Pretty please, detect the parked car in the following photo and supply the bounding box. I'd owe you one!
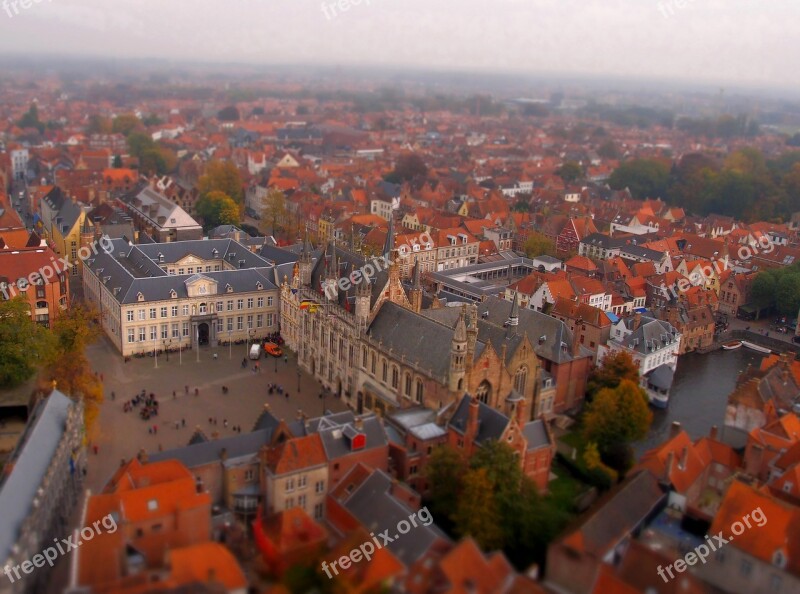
[264,342,283,357]
[249,344,262,360]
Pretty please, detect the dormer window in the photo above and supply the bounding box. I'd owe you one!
[225,284,233,293]
[137,292,145,302]
[170,289,177,299]
[256,282,263,290]
[773,550,787,568]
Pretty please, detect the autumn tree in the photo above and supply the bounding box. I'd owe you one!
[198,161,244,205]
[18,102,44,133]
[112,113,142,136]
[523,231,557,258]
[587,351,640,399]
[424,445,466,522]
[384,153,427,184]
[0,298,55,388]
[608,158,670,199]
[40,304,104,431]
[452,468,504,550]
[127,132,176,175]
[86,114,112,134]
[583,379,652,470]
[196,191,240,230]
[261,188,287,236]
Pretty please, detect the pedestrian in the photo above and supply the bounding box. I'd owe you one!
[285,392,289,400]
[195,388,199,396]
[93,444,99,455]
[173,390,176,399]
[111,391,115,401]
[153,425,158,434]
[182,418,186,427]
[284,355,288,364]
[224,419,228,428]
[185,385,189,395]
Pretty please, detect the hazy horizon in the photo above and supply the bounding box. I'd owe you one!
[0,0,796,94]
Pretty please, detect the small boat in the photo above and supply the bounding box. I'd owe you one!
[741,341,772,354]
[722,341,742,350]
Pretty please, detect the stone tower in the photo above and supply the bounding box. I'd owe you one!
[449,310,468,393]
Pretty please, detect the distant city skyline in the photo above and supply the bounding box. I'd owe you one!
[0,0,796,93]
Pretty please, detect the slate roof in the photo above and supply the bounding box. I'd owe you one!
[310,243,390,309]
[367,302,466,379]
[612,316,679,355]
[84,238,277,304]
[448,395,510,443]
[299,411,388,461]
[148,429,273,468]
[523,419,551,451]
[423,295,592,365]
[338,468,448,566]
[0,390,74,565]
[122,186,201,231]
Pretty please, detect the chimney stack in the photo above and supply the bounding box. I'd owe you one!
[354,416,364,430]
[664,451,674,482]
[670,421,681,439]
[467,395,480,439]
[709,425,718,440]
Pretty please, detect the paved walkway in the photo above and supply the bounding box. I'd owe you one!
[84,337,347,492]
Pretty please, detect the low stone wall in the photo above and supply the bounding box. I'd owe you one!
[710,330,800,356]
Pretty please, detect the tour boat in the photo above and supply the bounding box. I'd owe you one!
[722,341,742,350]
[741,341,772,354]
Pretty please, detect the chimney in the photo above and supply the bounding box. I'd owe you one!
[354,416,364,430]
[664,451,674,482]
[709,425,718,440]
[679,446,689,470]
[572,316,583,356]
[467,396,480,439]
[219,448,228,461]
[633,312,642,330]
[670,421,681,439]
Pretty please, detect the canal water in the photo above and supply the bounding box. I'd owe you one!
[634,347,766,456]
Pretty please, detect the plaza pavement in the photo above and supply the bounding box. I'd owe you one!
[84,336,347,493]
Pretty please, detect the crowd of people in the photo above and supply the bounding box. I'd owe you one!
[122,390,160,421]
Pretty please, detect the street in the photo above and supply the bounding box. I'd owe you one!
[84,336,347,492]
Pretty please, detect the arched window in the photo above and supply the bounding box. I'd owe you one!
[458,378,464,391]
[415,380,424,404]
[391,366,399,389]
[404,373,412,396]
[476,380,492,404]
[382,360,388,382]
[514,366,528,395]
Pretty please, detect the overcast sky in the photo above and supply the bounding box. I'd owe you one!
[0,0,795,91]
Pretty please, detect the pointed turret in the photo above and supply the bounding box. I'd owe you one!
[505,292,520,338]
[299,225,312,286]
[383,214,395,259]
[449,310,468,393]
[409,260,423,313]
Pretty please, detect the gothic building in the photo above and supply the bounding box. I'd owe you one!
[280,220,571,423]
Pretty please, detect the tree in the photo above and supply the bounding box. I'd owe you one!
[261,189,287,236]
[775,273,800,316]
[608,158,670,199]
[127,132,175,175]
[0,298,55,388]
[556,161,583,184]
[587,351,640,399]
[513,198,530,212]
[18,102,44,133]
[597,140,620,159]
[750,271,777,319]
[424,445,466,522]
[196,191,240,230]
[384,153,427,184]
[86,114,112,134]
[452,468,504,550]
[112,113,141,136]
[523,232,557,258]
[142,113,162,127]
[198,161,244,205]
[583,379,652,460]
[112,155,123,168]
[217,105,241,121]
[41,304,104,431]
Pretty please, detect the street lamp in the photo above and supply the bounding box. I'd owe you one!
[164,339,170,362]
[228,328,232,360]
[154,335,158,369]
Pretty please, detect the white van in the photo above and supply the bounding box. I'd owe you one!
[249,344,262,360]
